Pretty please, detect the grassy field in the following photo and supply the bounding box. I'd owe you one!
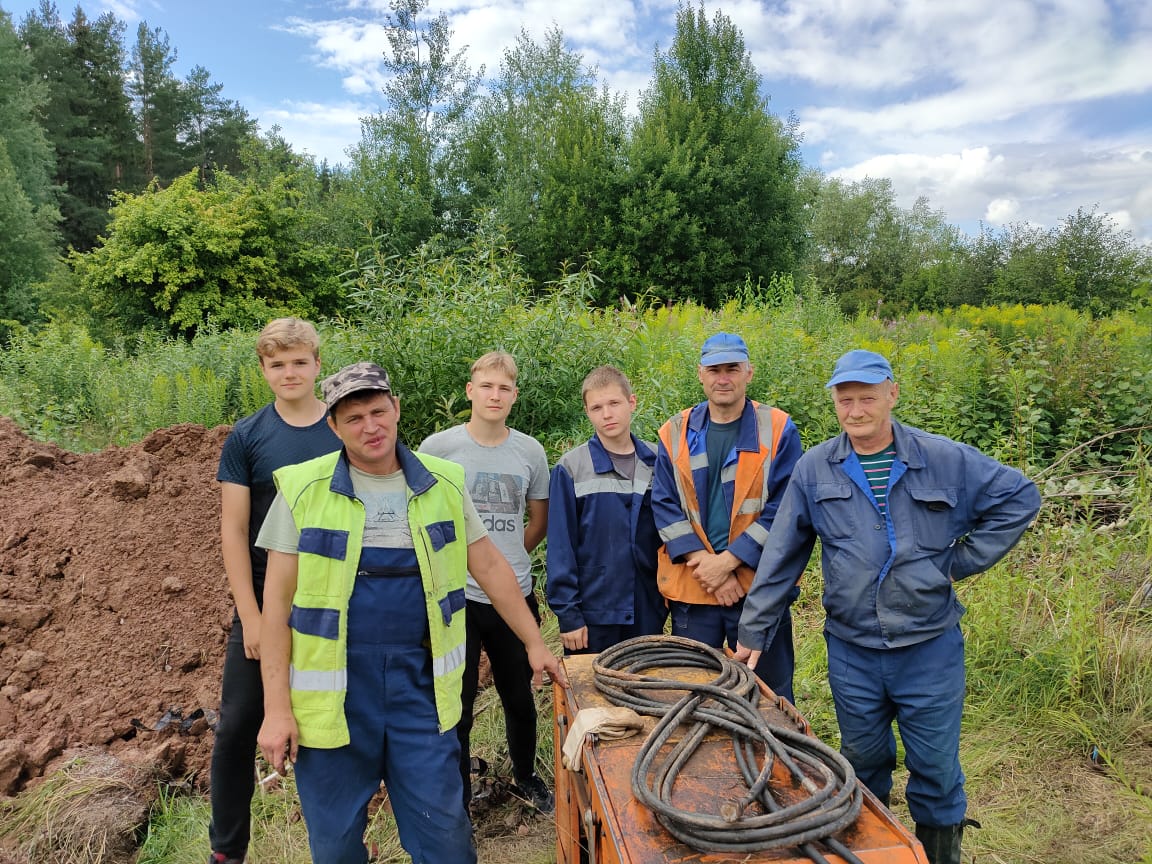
[1,292,1149,862]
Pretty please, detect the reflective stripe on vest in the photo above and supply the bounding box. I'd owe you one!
[574,476,634,496]
[289,667,348,692]
[432,641,467,678]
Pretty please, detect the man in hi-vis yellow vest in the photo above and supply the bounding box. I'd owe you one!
[256,362,566,864]
[652,333,802,701]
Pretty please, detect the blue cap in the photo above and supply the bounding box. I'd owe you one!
[700,333,749,366]
[825,349,894,388]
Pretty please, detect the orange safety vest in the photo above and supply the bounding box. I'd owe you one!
[657,401,789,605]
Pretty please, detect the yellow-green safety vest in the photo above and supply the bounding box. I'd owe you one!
[272,446,469,748]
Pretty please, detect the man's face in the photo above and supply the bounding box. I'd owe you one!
[697,362,754,410]
[328,391,401,473]
[466,369,518,424]
[259,346,321,402]
[584,384,637,448]
[831,380,899,453]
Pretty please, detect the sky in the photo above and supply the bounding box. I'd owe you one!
[4,0,1152,243]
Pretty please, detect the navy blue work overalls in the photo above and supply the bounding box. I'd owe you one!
[293,544,476,864]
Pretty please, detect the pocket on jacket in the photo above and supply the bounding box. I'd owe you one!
[812,482,855,540]
[426,520,457,552]
[437,587,466,626]
[907,486,960,553]
[298,527,349,560]
[289,605,340,640]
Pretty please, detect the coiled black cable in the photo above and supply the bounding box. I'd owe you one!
[592,635,865,863]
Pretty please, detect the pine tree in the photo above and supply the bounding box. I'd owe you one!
[0,7,60,321]
[183,65,257,184]
[131,22,187,183]
[19,3,135,251]
[614,2,806,305]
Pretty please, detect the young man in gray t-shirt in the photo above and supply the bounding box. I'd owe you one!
[419,351,552,813]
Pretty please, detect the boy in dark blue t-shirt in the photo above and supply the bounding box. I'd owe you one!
[208,318,340,864]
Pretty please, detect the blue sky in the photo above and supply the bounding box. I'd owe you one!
[5,0,1151,242]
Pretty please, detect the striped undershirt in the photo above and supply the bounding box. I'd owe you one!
[857,446,897,513]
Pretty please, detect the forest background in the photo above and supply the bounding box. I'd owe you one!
[0,0,1149,862]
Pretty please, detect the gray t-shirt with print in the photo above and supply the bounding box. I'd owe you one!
[257,464,487,554]
[418,424,549,602]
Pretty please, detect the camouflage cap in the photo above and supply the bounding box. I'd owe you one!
[321,361,392,408]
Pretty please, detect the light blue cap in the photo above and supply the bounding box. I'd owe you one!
[700,333,749,366]
[825,349,894,388]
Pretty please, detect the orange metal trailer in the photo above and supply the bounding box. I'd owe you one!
[553,654,930,864]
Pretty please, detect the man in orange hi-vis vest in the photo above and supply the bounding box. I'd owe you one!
[651,333,803,701]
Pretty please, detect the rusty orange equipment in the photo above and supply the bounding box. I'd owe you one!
[553,640,929,864]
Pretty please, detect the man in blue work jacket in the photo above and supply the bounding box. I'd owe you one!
[546,365,667,654]
[736,349,1041,864]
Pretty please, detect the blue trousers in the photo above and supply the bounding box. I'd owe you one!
[825,627,967,827]
[294,574,476,864]
[670,600,795,703]
[568,574,669,656]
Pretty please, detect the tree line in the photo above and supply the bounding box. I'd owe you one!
[0,0,1149,342]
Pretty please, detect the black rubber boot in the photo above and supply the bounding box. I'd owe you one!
[914,822,963,864]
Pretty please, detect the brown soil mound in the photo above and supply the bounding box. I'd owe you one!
[0,417,233,795]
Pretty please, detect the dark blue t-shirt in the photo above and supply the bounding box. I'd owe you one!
[704,418,740,552]
[216,403,340,594]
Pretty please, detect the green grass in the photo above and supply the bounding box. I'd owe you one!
[2,295,1150,862]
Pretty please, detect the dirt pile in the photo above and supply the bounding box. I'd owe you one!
[0,417,234,796]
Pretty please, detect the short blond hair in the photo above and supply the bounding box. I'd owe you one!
[581,365,633,404]
[470,351,518,382]
[256,317,320,361]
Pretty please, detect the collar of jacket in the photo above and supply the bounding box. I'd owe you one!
[827,419,926,469]
[328,441,436,498]
[588,433,657,474]
[686,398,761,453]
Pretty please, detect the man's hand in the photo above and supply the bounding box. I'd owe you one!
[240,614,261,660]
[712,576,746,607]
[732,640,762,671]
[527,642,569,689]
[686,551,738,591]
[258,710,299,775]
[560,626,588,652]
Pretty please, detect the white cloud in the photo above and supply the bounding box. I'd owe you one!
[261,0,1152,239]
[280,17,393,95]
[829,141,1152,239]
[985,198,1021,225]
[100,0,145,23]
[280,0,661,117]
[257,100,370,164]
[832,147,1004,213]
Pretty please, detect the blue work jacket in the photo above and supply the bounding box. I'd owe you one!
[738,420,1041,650]
[545,434,660,633]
